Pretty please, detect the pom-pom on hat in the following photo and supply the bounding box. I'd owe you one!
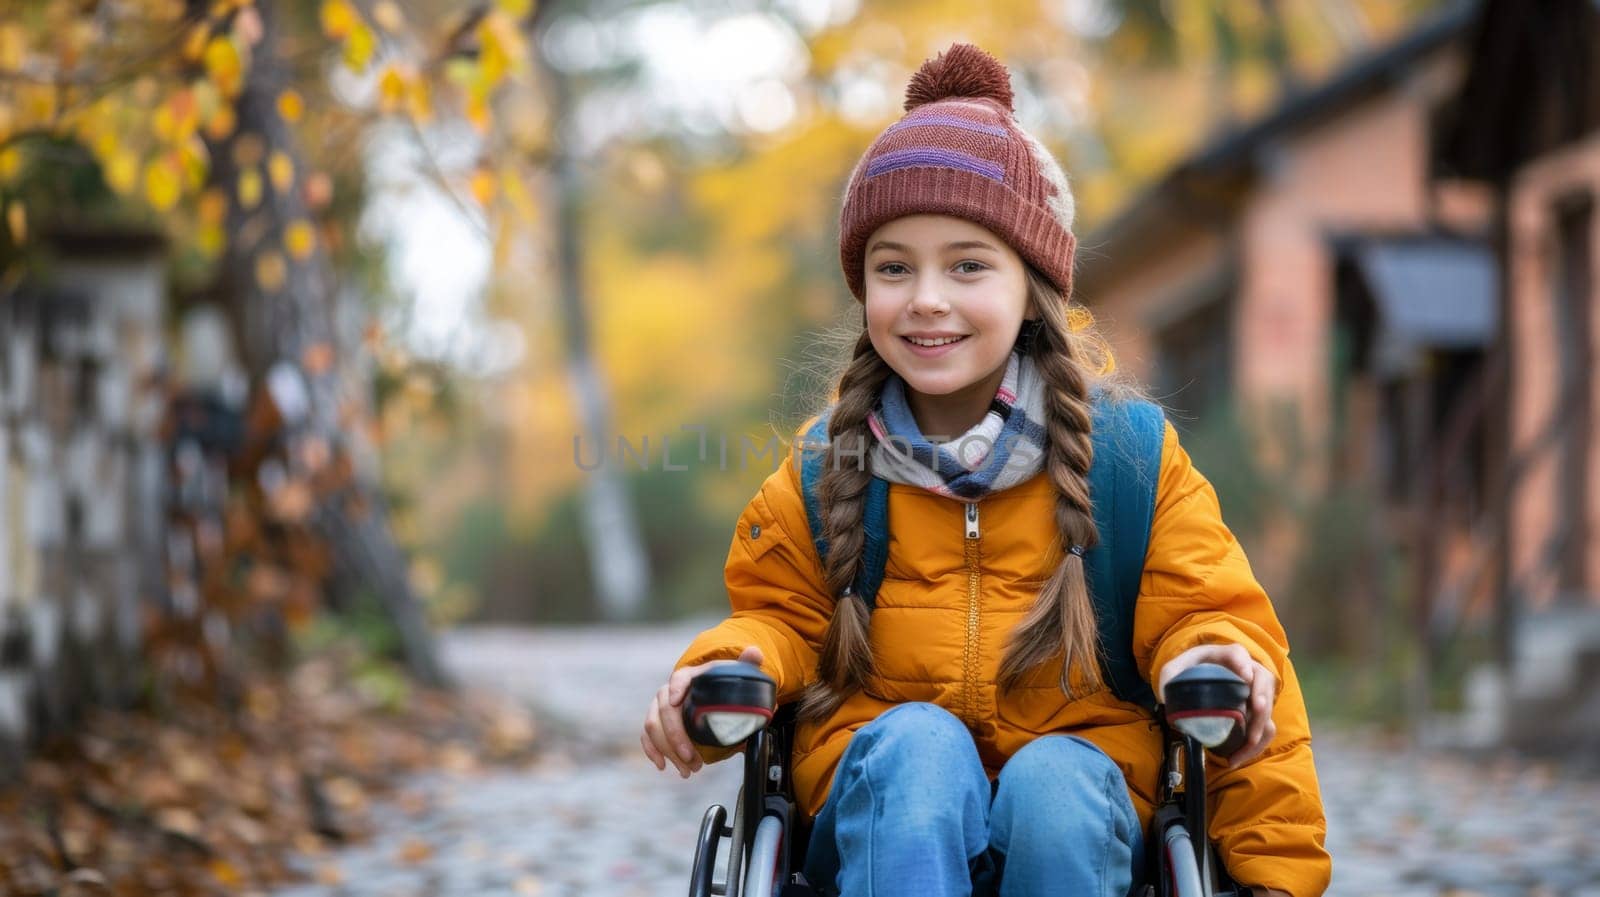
[838,43,1078,303]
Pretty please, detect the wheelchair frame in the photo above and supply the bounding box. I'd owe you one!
[688,705,1252,897]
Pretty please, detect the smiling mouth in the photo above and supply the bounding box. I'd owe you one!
[902,335,969,347]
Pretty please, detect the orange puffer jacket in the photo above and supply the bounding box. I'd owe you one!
[677,417,1331,897]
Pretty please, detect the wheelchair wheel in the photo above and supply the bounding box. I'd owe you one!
[742,814,784,897]
[1162,824,1206,897]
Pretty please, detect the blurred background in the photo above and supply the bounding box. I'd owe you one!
[1,0,1597,894]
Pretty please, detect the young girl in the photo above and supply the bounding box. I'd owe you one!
[641,43,1329,897]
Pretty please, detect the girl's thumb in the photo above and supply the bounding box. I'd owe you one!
[738,645,764,666]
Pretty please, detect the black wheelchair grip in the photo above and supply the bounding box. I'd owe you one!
[681,661,776,747]
[1163,662,1251,756]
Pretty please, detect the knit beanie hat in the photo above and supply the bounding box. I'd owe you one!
[838,43,1077,303]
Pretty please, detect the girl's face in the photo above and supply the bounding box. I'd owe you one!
[863,214,1036,430]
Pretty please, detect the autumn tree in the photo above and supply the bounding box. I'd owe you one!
[0,0,557,681]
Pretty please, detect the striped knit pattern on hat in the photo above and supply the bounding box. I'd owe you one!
[838,43,1078,302]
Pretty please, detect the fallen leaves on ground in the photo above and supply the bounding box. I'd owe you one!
[0,653,540,896]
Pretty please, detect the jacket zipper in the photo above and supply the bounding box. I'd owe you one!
[961,502,981,726]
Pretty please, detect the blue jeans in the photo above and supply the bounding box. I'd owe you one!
[800,702,1144,897]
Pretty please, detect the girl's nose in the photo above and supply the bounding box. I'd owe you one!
[907,279,950,316]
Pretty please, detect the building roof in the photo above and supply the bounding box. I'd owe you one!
[1079,4,1477,289]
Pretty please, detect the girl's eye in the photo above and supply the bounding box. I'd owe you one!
[877,262,909,275]
[955,261,987,275]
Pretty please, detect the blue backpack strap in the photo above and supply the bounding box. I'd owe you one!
[1083,395,1166,711]
[799,413,892,608]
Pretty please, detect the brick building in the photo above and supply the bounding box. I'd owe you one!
[1077,0,1600,748]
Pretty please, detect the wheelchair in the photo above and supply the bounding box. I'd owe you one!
[681,663,1256,897]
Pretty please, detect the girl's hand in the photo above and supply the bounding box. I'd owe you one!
[641,645,765,778]
[1156,643,1278,768]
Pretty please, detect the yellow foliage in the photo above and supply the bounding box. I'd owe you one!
[84,118,116,160]
[1075,175,1119,228]
[143,156,181,211]
[378,66,407,113]
[319,0,358,40]
[105,149,139,195]
[182,21,210,62]
[478,22,510,86]
[237,168,263,210]
[203,36,244,98]
[501,375,582,513]
[469,168,496,208]
[268,150,294,194]
[153,90,200,142]
[478,12,525,84]
[342,22,376,72]
[284,219,317,261]
[276,89,304,124]
[465,89,490,134]
[0,24,26,71]
[691,117,867,249]
[587,228,777,441]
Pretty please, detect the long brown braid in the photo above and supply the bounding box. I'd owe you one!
[996,265,1113,696]
[797,327,893,722]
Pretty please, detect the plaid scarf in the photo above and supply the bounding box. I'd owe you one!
[865,350,1049,502]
